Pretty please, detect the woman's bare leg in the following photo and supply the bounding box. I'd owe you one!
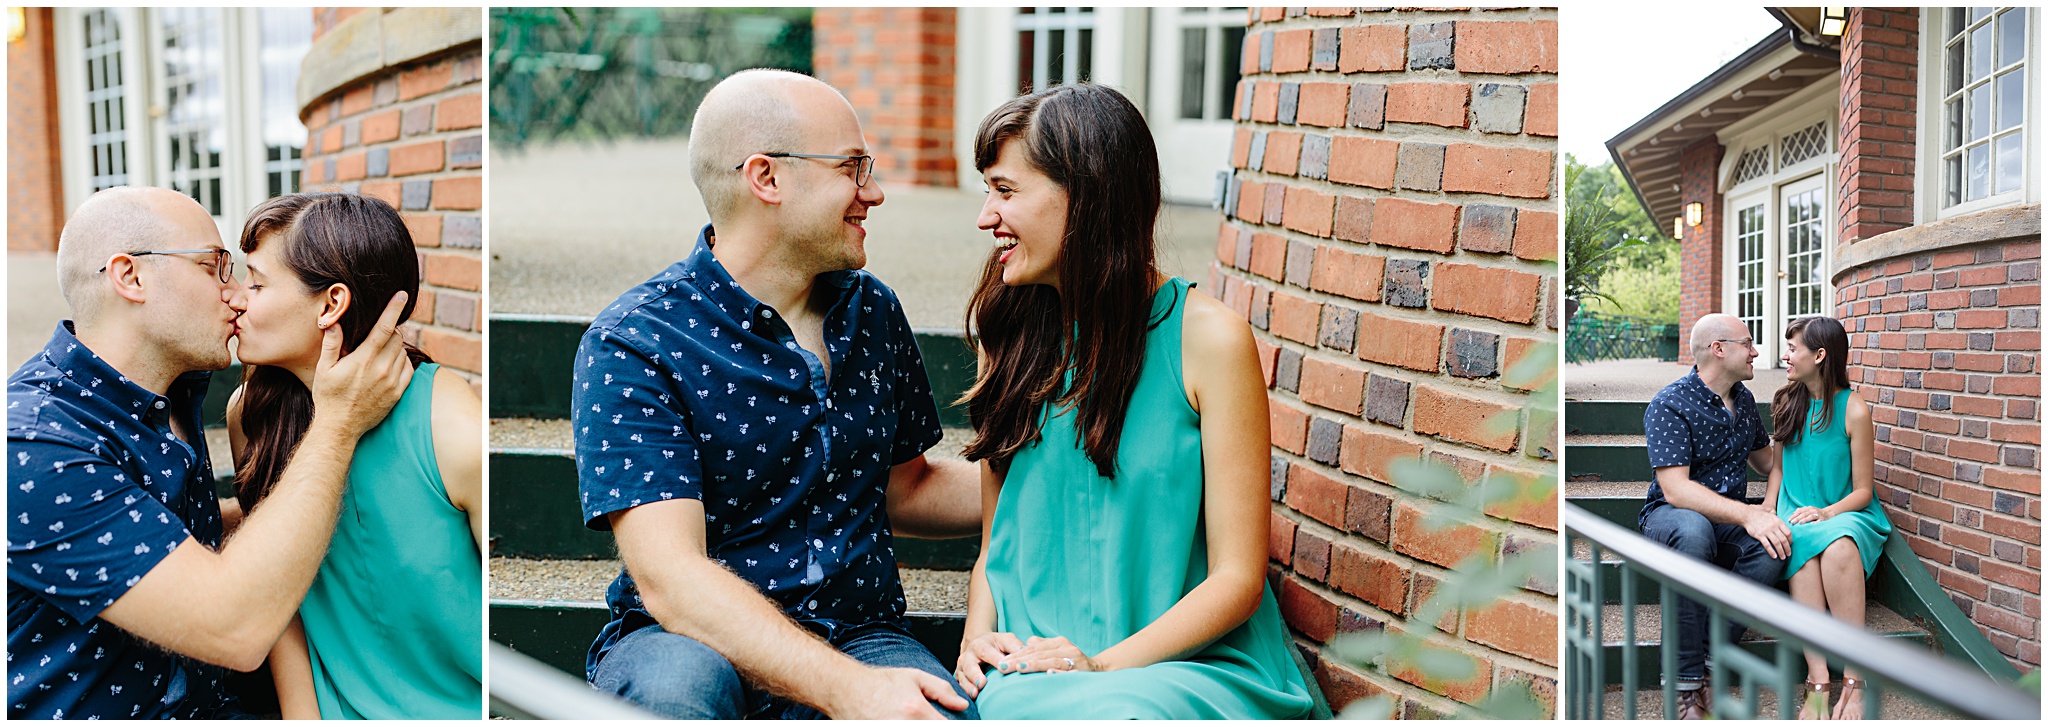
[1818,537,1867,720]
[1788,559,1832,719]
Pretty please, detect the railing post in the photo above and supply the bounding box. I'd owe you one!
[1619,559,1637,720]
[1775,640,1797,720]
[1660,581,1678,720]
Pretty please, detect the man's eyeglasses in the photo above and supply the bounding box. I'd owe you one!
[734,153,876,187]
[100,249,235,284]
[1715,338,1756,350]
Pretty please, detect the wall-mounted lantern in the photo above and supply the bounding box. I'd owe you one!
[1820,8,1847,37]
[1673,217,1685,240]
[1684,202,1704,228]
[7,8,27,44]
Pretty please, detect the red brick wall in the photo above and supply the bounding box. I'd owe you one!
[300,21,483,382]
[812,8,957,187]
[8,7,64,253]
[1837,230,2042,670]
[1837,8,1919,245]
[1675,138,1726,365]
[1220,7,1559,718]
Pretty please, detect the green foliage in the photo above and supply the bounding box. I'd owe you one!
[1564,155,1666,309]
[1331,344,1559,720]
[490,7,814,146]
[1579,249,1680,323]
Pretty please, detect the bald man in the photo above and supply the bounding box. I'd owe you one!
[572,70,982,719]
[7,187,416,719]
[1638,313,1788,719]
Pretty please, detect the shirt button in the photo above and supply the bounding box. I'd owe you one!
[814,539,825,549]
[153,401,165,410]
[761,309,774,319]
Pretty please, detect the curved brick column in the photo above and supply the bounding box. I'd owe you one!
[298,8,484,382]
[1216,7,1559,717]
[1833,206,2042,670]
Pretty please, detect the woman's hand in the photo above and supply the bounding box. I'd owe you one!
[997,635,1104,675]
[1787,505,1833,524]
[954,631,1025,697]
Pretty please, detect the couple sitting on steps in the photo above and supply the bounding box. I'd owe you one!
[1639,312,1892,720]
[569,69,1318,720]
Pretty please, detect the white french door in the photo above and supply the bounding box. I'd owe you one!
[1148,7,1245,205]
[1726,173,1831,367]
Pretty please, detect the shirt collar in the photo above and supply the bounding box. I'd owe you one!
[680,224,858,319]
[39,321,184,418]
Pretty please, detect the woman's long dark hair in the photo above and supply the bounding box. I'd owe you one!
[235,193,429,511]
[1772,316,1850,447]
[958,84,1161,478]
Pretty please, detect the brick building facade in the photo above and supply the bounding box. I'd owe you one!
[7,8,64,253]
[1216,7,1560,717]
[812,8,958,188]
[1612,7,2040,671]
[298,7,484,382]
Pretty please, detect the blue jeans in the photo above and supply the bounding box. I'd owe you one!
[588,620,978,720]
[1639,503,1787,683]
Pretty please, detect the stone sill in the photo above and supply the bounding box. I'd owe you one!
[1831,205,2043,285]
[298,7,482,113]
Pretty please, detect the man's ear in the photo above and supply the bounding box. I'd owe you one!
[105,255,149,304]
[739,156,784,206]
[317,284,353,330]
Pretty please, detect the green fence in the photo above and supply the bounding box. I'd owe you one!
[490,7,812,146]
[1566,311,1678,364]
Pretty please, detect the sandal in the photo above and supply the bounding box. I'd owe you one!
[1798,680,1831,720]
[1832,677,1866,720]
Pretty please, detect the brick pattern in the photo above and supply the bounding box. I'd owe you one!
[299,26,484,383]
[1675,138,1726,365]
[812,8,957,187]
[7,8,64,253]
[1838,238,2043,670]
[1221,7,1558,718]
[1836,8,1919,245]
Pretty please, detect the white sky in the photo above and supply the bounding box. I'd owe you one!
[1561,8,1786,165]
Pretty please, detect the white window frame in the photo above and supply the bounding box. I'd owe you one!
[1716,87,1838,368]
[1015,7,1097,94]
[54,7,308,242]
[1917,7,2037,222]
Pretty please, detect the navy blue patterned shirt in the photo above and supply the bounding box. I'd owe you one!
[1640,368,1771,526]
[574,226,942,673]
[7,322,236,719]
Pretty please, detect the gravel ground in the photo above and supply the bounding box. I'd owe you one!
[490,557,971,613]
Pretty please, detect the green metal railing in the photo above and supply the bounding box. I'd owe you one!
[490,7,812,146]
[1563,504,2038,720]
[490,642,656,719]
[1566,311,1678,364]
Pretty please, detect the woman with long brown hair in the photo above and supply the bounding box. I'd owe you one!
[226,192,483,718]
[1763,315,1891,720]
[945,84,1314,719]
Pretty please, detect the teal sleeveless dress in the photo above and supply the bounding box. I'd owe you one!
[974,278,1315,720]
[298,363,484,719]
[1777,389,1892,578]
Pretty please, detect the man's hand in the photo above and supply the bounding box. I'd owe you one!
[1743,506,1790,560]
[829,666,970,719]
[310,292,414,437]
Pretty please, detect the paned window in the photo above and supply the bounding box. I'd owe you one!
[1732,145,1772,186]
[1175,8,1245,121]
[257,8,311,199]
[156,7,227,215]
[1017,7,1094,94]
[81,8,129,191]
[1735,204,1768,345]
[1778,120,1828,169]
[1938,7,2029,210]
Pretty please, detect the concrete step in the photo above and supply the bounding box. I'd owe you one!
[486,316,980,428]
[489,558,970,676]
[1564,433,1766,485]
[1564,400,1774,436]
[487,419,982,567]
[1590,601,1933,685]
[1591,681,1959,720]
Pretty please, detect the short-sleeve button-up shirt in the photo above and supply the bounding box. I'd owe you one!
[1640,368,1771,526]
[574,226,942,671]
[7,322,235,719]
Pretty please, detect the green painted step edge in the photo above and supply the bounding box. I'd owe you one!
[1594,630,1933,686]
[1564,400,1773,436]
[487,314,978,428]
[487,448,980,566]
[1870,530,2024,682]
[489,599,967,676]
[1565,444,1765,483]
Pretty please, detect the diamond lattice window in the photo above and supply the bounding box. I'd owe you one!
[1732,145,1772,186]
[1779,121,1829,169]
